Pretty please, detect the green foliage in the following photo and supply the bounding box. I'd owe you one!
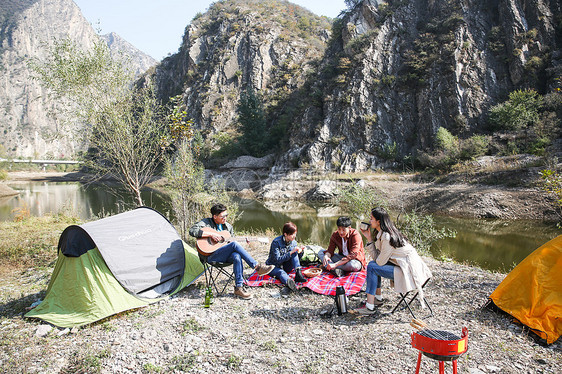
[226,354,243,369]
[142,363,163,373]
[459,135,489,160]
[435,127,459,155]
[336,184,388,221]
[237,86,269,157]
[182,317,204,334]
[0,168,7,181]
[378,141,399,161]
[397,211,456,256]
[170,353,197,371]
[165,99,239,239]
[164,140,206,240]
[60,347,111,374]
[419,127,490,169]
[540,168,562,225]
[30,37,166,206]
[488,89,542,131]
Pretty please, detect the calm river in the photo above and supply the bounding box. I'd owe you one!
[1,181,559,272]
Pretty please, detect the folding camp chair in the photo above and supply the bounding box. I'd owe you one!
[391,278,433,319]
[199,254,236,296]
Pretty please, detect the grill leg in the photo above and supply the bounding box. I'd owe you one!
[453,359,458,374]
[439,360,445,374]
[415,351,422,374]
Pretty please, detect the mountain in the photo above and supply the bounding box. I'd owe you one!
[151,0,333,149]
[0,0,157,159]
[102,32,157,77]
[152,0,561,172]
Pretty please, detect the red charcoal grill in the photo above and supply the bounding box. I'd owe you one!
[411,327,468,374]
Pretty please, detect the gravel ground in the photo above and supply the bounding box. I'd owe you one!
[1,254,560,374]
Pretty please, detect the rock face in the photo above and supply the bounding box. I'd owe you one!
[285,0,562,171]
[0,0,157,158]
[152,0,332,134]
[152,0,561,172]
[102,32,157,77]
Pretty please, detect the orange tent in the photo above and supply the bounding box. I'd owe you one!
[488,235,562,344]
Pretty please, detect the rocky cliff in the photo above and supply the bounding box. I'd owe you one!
[102,32,157,77]
[288,0,562,171]
[152,0,332,138]
[0,0,156,159]
[153,0,561,172]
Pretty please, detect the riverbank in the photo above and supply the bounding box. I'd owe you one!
[0,244,560,373]
[3,166,557,221]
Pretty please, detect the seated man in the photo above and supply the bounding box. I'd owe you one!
[266,222,308,293]
[189,203,273,300]
[318,216,366,277]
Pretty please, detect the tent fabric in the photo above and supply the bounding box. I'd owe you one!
[488,235,562,344]
[25,207,205,327]
[58,207,186,296]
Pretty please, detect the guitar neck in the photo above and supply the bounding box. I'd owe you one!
[230,236,262,243]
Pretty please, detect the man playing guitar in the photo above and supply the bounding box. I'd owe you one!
[189,203,273,299]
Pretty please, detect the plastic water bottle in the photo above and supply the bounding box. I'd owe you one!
[204,287,211,308]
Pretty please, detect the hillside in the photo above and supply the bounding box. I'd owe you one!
[151,0,333,155]
[152,0,561,172]
[0,0,157,159]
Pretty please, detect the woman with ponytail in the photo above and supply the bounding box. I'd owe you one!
[352,207,432,315]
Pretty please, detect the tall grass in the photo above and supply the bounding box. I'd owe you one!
[0,213,81,268]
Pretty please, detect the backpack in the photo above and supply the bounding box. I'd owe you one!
[299,245,322,265]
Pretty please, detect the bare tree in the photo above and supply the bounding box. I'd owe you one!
[30,37,166,206]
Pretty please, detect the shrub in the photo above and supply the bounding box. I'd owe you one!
[397,211,456,256]
[540,168,562,226]
[488,89,542,131]
[459,135,489,160]
[336,184,388,221]
[378,141,399,161]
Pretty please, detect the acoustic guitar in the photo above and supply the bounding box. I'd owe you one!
[196,227,268,255]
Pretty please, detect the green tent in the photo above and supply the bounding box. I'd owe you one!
[25,207,204,327]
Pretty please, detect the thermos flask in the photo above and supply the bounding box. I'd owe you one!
[335,285,348,315]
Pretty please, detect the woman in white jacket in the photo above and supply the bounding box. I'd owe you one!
[353,207,432,315]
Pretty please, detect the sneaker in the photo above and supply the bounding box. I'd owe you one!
[255,263,274,276]
[234,286,252,300]
[294,268,307,283]
[286,278,297,292]
[353,305,377,315]
[373,298,384,306]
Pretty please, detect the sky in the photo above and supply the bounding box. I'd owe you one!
[72,0,348,61]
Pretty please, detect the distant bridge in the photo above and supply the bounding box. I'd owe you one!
[0,158,82,170]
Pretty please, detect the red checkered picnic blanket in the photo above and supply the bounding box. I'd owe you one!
[245,265,366,296]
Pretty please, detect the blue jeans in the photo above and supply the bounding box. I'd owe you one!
[366,261,395,295]
[207,242,257,287]
[317,250,362,272]
[267,252,301,285]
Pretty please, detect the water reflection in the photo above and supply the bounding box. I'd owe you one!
[1,182,560,272]
[431,216,559,272]
[3,182,172,221]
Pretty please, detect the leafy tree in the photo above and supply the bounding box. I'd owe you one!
[435,127,459,155]
[237,86,269,157]
[164,98,238,240]
[337,183,388,221]
[488,89,542,131]
[30,37,166,206]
